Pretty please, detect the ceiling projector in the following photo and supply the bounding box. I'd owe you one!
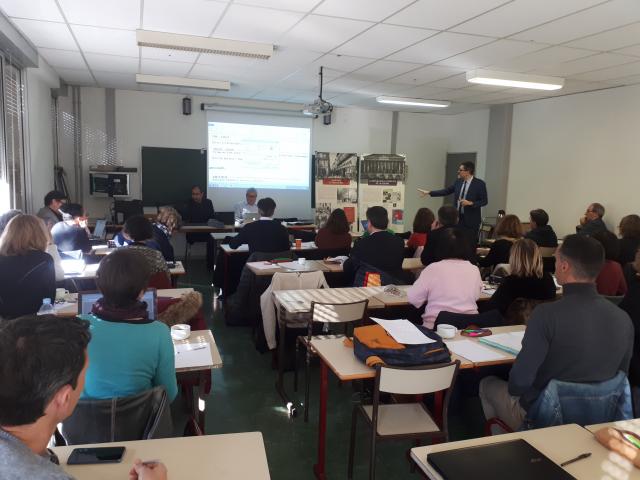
[302,66,334,124]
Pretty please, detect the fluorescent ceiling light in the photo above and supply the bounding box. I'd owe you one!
[376,96,450,108]
[466,69,564,91]
[137,30,273,60]
[136,74,230,91]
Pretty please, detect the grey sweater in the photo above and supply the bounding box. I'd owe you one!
[0,428,73,480]
[508,282,633,410]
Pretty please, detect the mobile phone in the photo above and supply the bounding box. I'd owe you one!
[67,447,125,465]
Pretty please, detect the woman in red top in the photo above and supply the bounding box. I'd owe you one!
[593,230,628,296]
[315,208,352,250]
[407,207,435,250]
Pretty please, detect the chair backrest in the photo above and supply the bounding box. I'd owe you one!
[492,263,511,276]
[412,246,424,259]
[434,309,504,329]
[539,246,556,258]
[310,300,368,324]
[270,270,328,292]
[60,386,172,445]
[377,361,459,395]
[526,371,632,429]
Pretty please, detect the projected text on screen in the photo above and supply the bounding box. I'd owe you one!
[208,122,311,190]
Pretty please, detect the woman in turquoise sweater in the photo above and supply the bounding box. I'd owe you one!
[79,249,178,401]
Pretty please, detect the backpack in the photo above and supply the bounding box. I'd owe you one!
[353,324,451,367]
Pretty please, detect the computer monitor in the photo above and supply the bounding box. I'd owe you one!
[78,288,157,318]
[93,219,107,239]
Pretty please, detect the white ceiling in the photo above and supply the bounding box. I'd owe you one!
[4,0,640,114]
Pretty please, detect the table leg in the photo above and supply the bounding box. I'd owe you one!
[195,370,206,434]
[313,360,328,480]
[275,310,297,416]
[434,391,443,429]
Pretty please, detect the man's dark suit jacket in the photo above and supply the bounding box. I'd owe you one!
[420,225,477,266]
[343,231,405,285]
[576,217,608,236]
[430,177,488,231]
[228,219,290,253]
[183,198,215,224]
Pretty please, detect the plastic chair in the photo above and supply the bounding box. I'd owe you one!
[348,361,460,480]
[294,299,369,422]
[59,386,172,445]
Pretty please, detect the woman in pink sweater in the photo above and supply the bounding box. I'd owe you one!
[407,228,483,329]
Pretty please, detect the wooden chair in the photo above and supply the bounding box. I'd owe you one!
[294,300,369,422]
[348,361,460,480]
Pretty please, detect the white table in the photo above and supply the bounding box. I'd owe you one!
[51,432,270,480]
[411,423,640,479]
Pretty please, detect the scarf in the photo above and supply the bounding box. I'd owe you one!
[90,297,150,323]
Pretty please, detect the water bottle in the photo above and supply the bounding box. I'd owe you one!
[37,298,54,315]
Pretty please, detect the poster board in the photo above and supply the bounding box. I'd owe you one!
[314,152,359,232]
[359,154,407,233]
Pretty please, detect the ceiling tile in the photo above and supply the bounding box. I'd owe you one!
[213,4,303,43]
[388,32,494,64]
[278,15,373,52]
[490,46,595,72]
[349,60,421,82]
[329,92,373,107]
[93,70,138,89]
[599,73,640,86]
[233,0,319,13]
[570,60,640,81]
[565,22,640,51]
[307,54,373,74]
[391,84,457,98]
[436,39,544,69]
[216,83,263,98]
[140,46,198,63]
[511,0,640,45]
[615,44,640,57]
[71,25,139,57]
[452,0,607,38]
[384,0,510,30]
[84,53,139,74]
[284,90,316,103]
[389,65,463,85]
[39,48,86,69]
[334,24,436,58]
[252,87,302,101]
[324,76,372,94]
[314,0,415,22]
[0,0,64,22]
[11,18,77,50]
[55,67,95,85]
[190,62,249,82]
[59,0,141,30]
[141,58,194,76]
[354,81,412,96]
[143,0,227,36]
[427,73,471,89]
[535,52,637,76]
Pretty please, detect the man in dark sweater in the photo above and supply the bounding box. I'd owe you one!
[344,206,405,285]
[479,234,633,430]
[420,205,476,266]
[576,202,608,236]
[525,208,558,248]
[51,203,91,255]
[183,186,215,269]
[228,197,289,253]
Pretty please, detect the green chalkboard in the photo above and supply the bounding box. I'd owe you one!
[141,147,207,207]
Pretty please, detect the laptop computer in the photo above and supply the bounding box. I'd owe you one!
[426,439,575,480]
[243,212,259,223]
[78,288,157,319]
[214,211,235,226]
[91,219,107,240]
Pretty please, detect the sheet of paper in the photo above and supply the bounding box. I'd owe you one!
[479,332,524,355]
[248,262,281,270]
[174,342,213,369]
[445,339,509,363]
[371,318,435,345]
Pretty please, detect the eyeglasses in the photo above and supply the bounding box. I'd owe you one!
[457,168,466,172]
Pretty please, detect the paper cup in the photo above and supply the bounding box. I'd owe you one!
[171,324,191,341]
[436,324,456,339]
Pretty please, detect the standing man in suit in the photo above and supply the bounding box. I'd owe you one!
[419,161,488,241]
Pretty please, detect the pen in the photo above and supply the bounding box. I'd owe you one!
[560,452,591,467]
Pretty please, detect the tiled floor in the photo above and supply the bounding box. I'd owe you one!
[178,260,488,479]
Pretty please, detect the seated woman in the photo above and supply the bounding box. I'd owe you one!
[407,207,434,250]
[152,206,181,262]
[407,228,483,329]
[593,230,627,296]
[479,214,523,270]
[79,249,178,401]
[624,247,640,287]
[123,215,170,279]
[619,214,640,266]
[0,214,55,319]
[487,239,557,315]
[314,208,352,250]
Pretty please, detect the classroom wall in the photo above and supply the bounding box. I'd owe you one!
[506,84,640,237]
[24,57,59,213]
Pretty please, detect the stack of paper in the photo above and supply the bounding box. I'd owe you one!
[174,342,213,369]
[446,339,509,362]
[371,318,435,345]
[479,331,525,356]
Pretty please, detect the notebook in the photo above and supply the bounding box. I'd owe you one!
[427,439,575,480]
[479,331,525,356]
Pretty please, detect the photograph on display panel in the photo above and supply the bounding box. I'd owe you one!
[360,154,407,184]
[315,152,358,181]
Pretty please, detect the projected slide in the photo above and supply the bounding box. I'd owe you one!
[208,122,311,190]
